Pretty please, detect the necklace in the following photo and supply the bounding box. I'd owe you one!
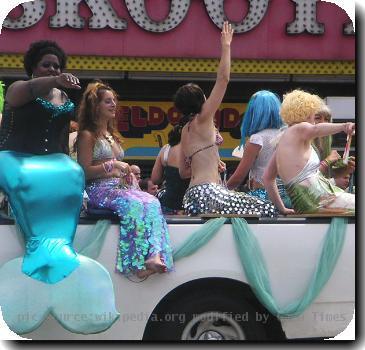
[103,132,115,146]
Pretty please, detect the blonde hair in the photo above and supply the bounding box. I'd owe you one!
[280,90,324,126]
[315,104,332,122]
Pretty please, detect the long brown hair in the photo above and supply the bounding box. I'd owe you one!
[77,81,123,144]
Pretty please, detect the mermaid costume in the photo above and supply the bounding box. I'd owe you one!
[182,127,278,217]
[284,146,355,213]
[86,138,173,276]
[0,98,119,334]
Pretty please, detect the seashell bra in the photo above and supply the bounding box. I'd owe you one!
[93,137,124,161]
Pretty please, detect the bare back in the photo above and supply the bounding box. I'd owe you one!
[181,116,221,186]
[276,124,313,184]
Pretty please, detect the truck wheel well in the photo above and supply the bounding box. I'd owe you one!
[143,277,286,340]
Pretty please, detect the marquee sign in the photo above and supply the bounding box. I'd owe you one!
[0,0,355,61]
[3,0,354,35]
[116,100,244,160]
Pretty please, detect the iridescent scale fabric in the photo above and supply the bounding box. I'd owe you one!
[86,178,174,275]
[183,183,278,217]
[248,180,293,209]
[35,97,74,118]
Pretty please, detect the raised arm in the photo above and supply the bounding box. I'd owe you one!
[263,151,294,215]
[226,142,261,190]
[299,121,355,141]
[6,73,81,108]
[198,21,233,124]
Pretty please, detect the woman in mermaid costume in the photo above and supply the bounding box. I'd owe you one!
[0,41,118,335]
[175,22,277,217]
[263,89,355,214]
[76,81,173,279]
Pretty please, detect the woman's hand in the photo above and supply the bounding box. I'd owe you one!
[332,156,356,178]
[221,21,234,47]
[326,150,341,164]
[114,161,131,176]
[280,207,295,215]
[218,160,226,173]
[55,73,81,90]
[343,122,355,135]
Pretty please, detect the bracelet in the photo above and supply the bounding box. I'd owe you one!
[320,160,329,169]
[324,159,332,167]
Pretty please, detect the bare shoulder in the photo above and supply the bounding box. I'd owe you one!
[286,122,313,137]
[78,130,95,142]
[5,80,27,95]
[157,144,168,156]
[8,80,27,88]
[292,122,313,131]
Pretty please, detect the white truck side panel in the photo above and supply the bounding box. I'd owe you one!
[0,220,355,340]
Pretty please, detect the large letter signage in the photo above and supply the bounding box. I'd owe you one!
[286,0,324,34]
[343,22,354,35]
[2,0,355,37]
[125,0,190,32]
[204,0,269,33]
[3,0,46,29]
[49,0,127,29]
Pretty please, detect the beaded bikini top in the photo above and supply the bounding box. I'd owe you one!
[93,137,124,161]
[35,97,74,118]
[184,129,223,168]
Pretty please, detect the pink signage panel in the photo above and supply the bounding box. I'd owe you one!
[0,0,355,60]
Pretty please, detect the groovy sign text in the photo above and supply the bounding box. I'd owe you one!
[5,0,354,35]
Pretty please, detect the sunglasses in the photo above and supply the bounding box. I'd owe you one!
[41,62,61,70]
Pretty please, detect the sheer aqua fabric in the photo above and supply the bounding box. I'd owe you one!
[231,217,347,317]
[79,217,347,318]
[172,217,226,261]
[78,220,112,259]
[172,217,347,318]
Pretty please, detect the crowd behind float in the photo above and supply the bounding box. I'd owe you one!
[0,24,355,279]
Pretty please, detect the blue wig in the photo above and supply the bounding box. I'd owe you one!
[240,90,284,144]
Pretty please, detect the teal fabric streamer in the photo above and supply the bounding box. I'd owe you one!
[231,217,347,317]
[78,220,112,259]
[173,217,226,261]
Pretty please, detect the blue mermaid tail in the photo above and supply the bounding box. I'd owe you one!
[0,256,118,334]
[0,151,119,334]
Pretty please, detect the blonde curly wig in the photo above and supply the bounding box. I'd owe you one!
[280,90,324,126]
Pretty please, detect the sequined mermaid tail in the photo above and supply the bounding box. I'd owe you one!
[248,179,293,209]
[183,183,278,217]
[286,172,355,214]
[86,178,174,275]
[0,151,119,334]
